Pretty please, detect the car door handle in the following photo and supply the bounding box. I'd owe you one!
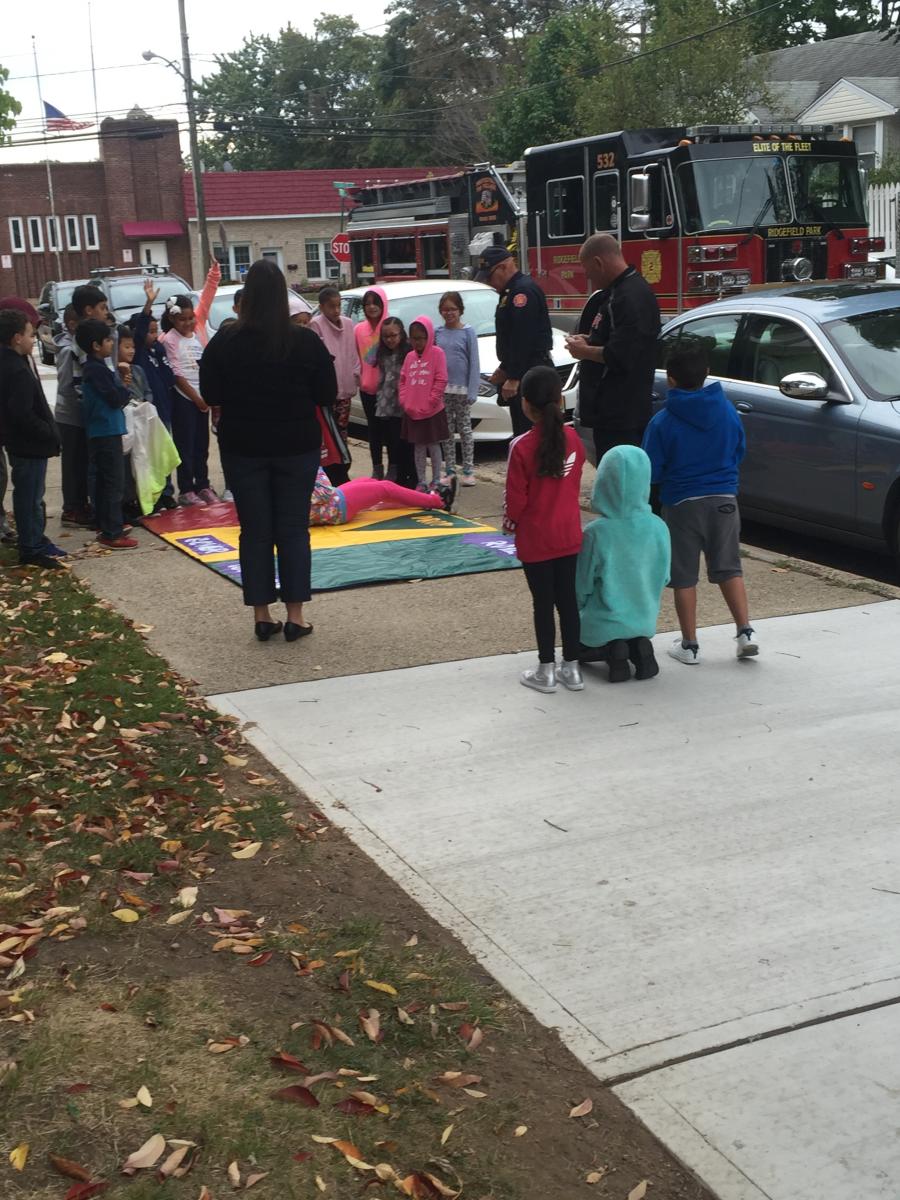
[735,401,753,412]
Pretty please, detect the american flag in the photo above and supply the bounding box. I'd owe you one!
[44,102,93,132]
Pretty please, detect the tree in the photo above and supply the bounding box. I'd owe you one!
[735,0,881,52]
[0,64,22,143]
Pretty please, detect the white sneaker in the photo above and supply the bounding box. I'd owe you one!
[558,660,584,691]
[520,662,557,693]
[735,628,759,659]
[668,638,700,665]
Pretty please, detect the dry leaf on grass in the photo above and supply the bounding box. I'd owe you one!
[245,1171,269,1188]
[628,1182,649,1200]
[112,908,139,923]
[49,1154,92,1182]
[166,910,194,926]
[231,842,262,860]
[122,1133,166,1174]
[9,1143,28,1170]
[440,1124,454,1145]
[359,1007,382,1042]
[513,1125,527,1137]
[271,1084,319,1107]
[63,1183,109,1200]
[270,1051,310,1072]
[136,1085,152,1108]
[365,979,397,996]
[227,1160,241,1187]
[159,1144,193,1178]
[569,1098,593,1118]
[586,1168,607,1184]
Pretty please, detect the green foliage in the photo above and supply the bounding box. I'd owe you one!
[734,0,882,53]
[868,153,900,184]
[0,63,22,142]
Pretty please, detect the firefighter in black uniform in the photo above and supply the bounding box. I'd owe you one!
[476,247,554,438]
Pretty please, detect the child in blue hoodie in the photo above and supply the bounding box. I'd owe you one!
[576,445,670,681]
[642,345,758,665]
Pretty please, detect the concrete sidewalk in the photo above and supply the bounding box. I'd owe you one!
[210,602,900,1200]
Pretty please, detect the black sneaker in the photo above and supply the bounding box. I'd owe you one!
[606,639,632,683]
[627,636,659,680]
[19,553,65,570]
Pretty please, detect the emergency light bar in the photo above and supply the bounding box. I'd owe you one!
[686,124,834,141]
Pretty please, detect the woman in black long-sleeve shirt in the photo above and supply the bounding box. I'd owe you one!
[199,260,337,642]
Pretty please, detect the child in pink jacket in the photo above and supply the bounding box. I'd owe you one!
[399,315,449,490]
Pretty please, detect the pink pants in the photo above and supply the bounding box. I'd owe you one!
[340,478,443,522]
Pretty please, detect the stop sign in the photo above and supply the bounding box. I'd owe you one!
[330,233,350,263]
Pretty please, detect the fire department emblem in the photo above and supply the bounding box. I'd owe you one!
[641,249,662,284]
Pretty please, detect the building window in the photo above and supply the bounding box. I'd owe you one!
[213,242,251,282]
[65,215,80,250]
[83,214,99,250]
[304,239,340,280]
[46,216,62,251]
[28,217,45,252]
[8,217,25,253]
[849,123,877,174]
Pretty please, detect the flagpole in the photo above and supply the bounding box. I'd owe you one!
[87,0,99,127]
[32,35,62,279]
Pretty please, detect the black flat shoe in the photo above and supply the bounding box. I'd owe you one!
[283,621,313,642]
[254,620,283,642]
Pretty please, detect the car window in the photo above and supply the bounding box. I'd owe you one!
[107,279,186,315]
[826,306,900,400]
[658,313,742,378]
[207,292,238,330]
[745,316,828,387]
[343,296,366,322]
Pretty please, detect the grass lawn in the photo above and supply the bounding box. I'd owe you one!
[0,554,710,1200]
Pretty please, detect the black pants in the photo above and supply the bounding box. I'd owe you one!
[522,554,580,664]
[90,435,125,539]
[59,422,91,513]
[171,394,210,494]
[223,449,320,607]
[360,391,386,472]
[593,425,645,465]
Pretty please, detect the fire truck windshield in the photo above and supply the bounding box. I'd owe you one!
[677,156,791,233]
[788,156,867,225]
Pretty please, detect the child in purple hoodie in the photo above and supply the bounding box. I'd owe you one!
[399,316,449,491]
[311,285,359,485]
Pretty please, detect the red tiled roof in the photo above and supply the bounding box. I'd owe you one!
[181,168,454,218]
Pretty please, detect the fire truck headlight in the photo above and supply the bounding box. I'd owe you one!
[782,256,813,282]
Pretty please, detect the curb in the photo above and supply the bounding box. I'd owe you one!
[739,543,900,601]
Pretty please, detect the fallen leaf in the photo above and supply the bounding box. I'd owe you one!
[628,1182,649,1200]
[112,908,139,924]
[315,1175,327,1192]
[334,1097,377,1116]
[159,1144,192,1178]
[439,1001,468,1012]
[270,1051,311,1073]
[224,754,248,767]
[166,910,194,926]
[66,1083,91,1094]
[359,1007,381,1042]
[9,1143,28,1171]
[49,1154,92,1182]
[247,951,273,967]
[458,1022,483,1051]
[291,1152,312,1163]
[441,1124,454,1145]
[514,1125,527,1137]
[404,934,418,947]
[569,1098,593,1118]
[92,715,106,731]
[396,1006,415,1026]
[228,1160,241,1187]
[365,979,397,996]
[44,651,69,663]
[245,1171,269,1188]
[122,1133,166,1174]
[175,886,198,908]
[231,842,262,860]
[119,1098,140,1110]
[64,1184,110,1200]
[271,1085,319,1108]
[433,1072,481,1089]
[136,1085,152,1108]
[586,1168,606,1184]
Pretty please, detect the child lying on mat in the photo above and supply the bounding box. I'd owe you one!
[309,468,456,525]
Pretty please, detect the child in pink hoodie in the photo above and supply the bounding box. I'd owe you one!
[399,316,449,490]
[353,287,389,478]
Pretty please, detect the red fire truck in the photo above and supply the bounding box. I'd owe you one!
[524,124,883,316]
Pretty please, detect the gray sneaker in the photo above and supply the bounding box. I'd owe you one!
[558,660,584,691]
[520,662,557,693]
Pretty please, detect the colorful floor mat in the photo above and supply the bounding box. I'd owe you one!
[142,500,520,592]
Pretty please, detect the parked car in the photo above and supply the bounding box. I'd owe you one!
[199,284,243,341]
[869,250,896,282]
[607,282,900,567]
[35,277,89,364]
[339,280,578,442]
[89,266,192,323]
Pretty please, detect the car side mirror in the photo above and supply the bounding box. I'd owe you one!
[779,372,830,400]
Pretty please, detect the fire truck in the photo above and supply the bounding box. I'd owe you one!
[344,165,525,287]
[524,124,883,316]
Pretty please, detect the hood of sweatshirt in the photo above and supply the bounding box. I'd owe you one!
[410,314,435,353]
[591,443,652,518]
[356,287,390,380]
[665,379,730,431]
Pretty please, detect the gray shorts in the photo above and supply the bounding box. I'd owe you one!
[662,496,742,588]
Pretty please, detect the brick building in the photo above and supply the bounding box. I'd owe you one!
[181,167,444,288]
[0,107,191,301]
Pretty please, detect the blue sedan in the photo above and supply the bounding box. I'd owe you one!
[645,283,900,566]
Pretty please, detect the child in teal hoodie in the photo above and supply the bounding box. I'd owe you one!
[575,444,670,681]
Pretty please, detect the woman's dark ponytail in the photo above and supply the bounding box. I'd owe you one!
[521,365,565,477]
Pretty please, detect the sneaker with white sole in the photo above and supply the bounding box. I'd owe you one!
[520,661,557,693]
[178,491,203,506]
[558,660,584,691]
[668,638,700,665]
[460,472,476,486]
[197,487,219,505]
[735,627,759,658]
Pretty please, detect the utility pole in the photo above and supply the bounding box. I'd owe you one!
[178,0,210,283]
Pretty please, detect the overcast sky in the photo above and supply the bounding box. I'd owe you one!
[0,0,387,164]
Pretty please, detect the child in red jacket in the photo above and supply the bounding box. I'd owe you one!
[504,365,586,694]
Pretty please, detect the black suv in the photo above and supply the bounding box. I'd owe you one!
[89,264,192,323]
[36,277,89,364]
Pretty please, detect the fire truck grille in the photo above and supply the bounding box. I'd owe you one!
[765,237,829,282]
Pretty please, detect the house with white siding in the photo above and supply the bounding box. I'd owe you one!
[751,31,900,173]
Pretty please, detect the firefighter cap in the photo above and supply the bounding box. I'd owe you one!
[474,246,514,282]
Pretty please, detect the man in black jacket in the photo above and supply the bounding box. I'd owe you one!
[476,247,554,438]
[0,308,64,568]
[565,234,661,464]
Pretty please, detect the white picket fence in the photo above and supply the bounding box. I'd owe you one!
[868,183,897,254]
